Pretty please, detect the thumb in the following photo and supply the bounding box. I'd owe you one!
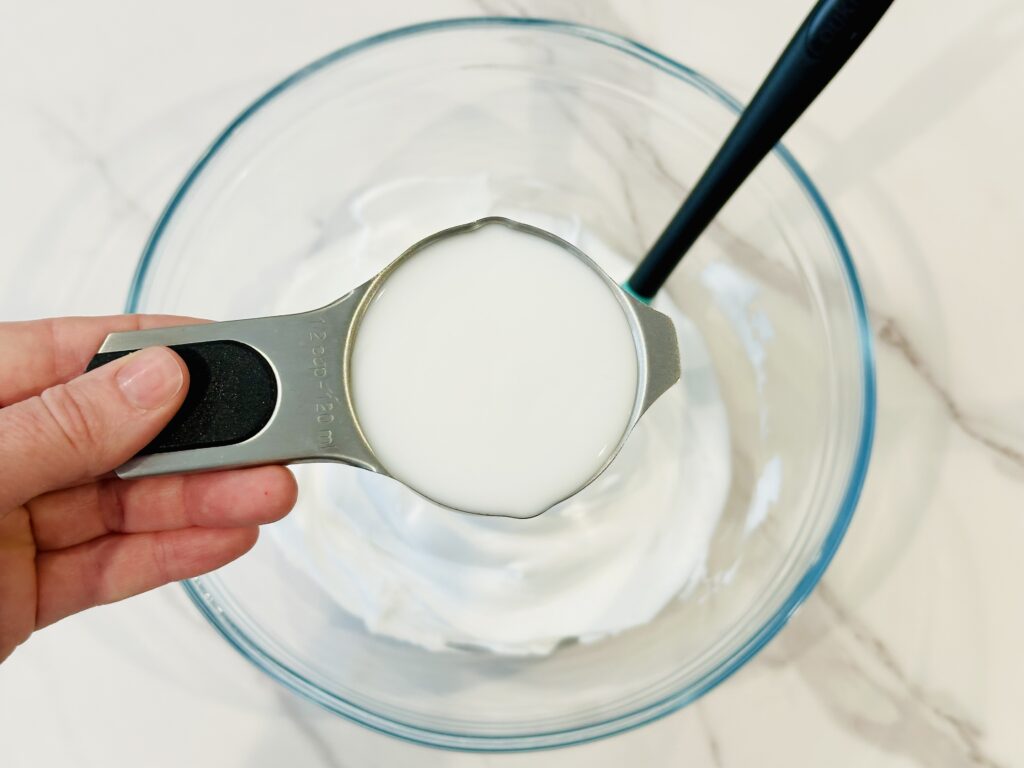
[0,347,188,510]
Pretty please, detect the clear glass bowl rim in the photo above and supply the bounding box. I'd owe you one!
[125,16,877,752]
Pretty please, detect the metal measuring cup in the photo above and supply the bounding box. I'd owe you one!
[89,217,680,518]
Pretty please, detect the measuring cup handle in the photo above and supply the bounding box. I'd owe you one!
[87,339,277,455]
[84,286,380,480]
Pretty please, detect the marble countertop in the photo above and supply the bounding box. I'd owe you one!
[1,0,1021,765]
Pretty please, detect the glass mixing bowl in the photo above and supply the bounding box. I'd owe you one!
[128,18,875,751]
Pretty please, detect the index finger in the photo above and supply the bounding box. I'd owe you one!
[0,315,205,406]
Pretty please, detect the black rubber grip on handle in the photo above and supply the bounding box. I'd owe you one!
[805,0,887,60]
[87,341,277,455]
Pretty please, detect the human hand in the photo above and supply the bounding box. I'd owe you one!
[0,315,297,663]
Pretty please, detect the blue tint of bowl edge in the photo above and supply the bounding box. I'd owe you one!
[127,17,877,752]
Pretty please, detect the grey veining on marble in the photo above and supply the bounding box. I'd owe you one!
[0,1,1021,766]
[876,318,1024,467]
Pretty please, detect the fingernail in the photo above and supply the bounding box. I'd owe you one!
[116,347,184,410]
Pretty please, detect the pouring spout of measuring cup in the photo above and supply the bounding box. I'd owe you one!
[628,296,680,419]
[87,217,682,518]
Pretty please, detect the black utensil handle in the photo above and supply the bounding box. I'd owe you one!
[627,0,895,299]
[87,341,277,455]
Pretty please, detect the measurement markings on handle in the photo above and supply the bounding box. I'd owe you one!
[308,318,336,449]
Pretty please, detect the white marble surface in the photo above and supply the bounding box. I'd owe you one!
[1,0,1022,765]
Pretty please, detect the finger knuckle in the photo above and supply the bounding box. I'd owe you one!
[87,537,119,606]
[99,480,128,534]
[152,534,176,585]
[37,383,103,465]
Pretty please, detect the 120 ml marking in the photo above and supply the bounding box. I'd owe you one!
[308,319,335,448]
